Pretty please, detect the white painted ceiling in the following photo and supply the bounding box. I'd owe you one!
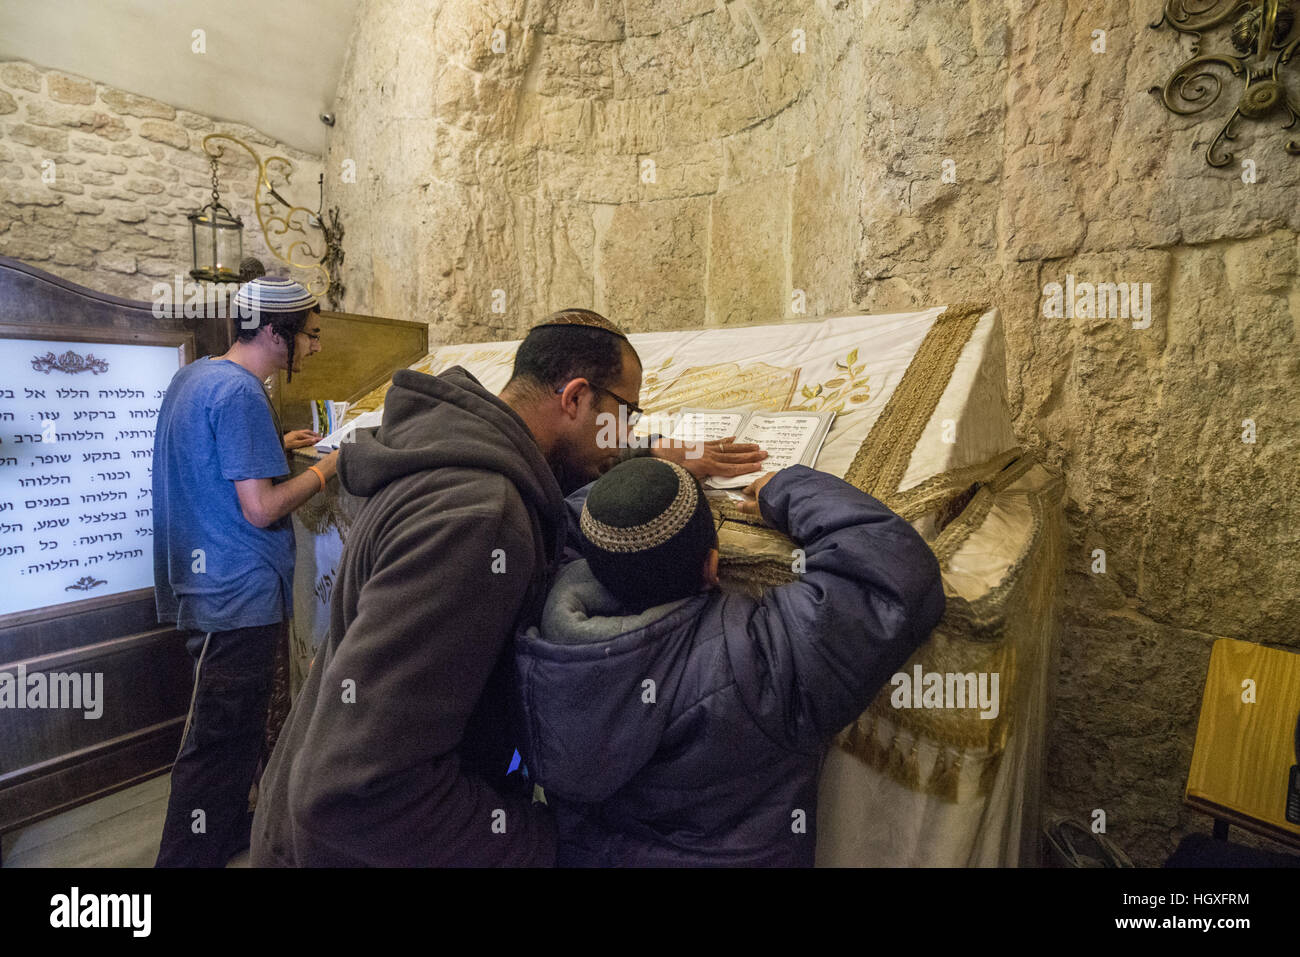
[0,0,359,155]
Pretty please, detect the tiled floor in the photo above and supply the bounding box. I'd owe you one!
[1,776,250,868]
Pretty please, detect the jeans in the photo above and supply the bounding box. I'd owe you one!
[155,621,281,867]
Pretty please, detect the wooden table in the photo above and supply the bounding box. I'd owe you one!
[1185,638,1300,850]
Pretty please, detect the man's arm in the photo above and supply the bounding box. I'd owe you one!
[233,450,338,528]
[214,382,337,527]
[723,466,946,752]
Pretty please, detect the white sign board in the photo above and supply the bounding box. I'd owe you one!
[0,337,184,618]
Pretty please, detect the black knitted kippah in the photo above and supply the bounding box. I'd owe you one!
[580,458,716,610]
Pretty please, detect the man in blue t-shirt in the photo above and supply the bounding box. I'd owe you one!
[153,277,339,867]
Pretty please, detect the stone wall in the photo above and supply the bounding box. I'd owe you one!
[0,59,323,304]
[334,0,1297,864]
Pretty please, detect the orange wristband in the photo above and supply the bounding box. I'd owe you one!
[307,465,326,492]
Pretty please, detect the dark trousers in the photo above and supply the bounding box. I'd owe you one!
[155,621,281,867]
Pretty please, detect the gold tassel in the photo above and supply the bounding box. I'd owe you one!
[978,748,1005,797]
[885,727,908,784]
[929,746,963,803]
[901,740,921,791]
[858,713,880,769]
[839,712,885,771]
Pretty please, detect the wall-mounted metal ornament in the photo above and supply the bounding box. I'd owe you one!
[65,576,107,592]
[30,350,110,375]
[1150,0,1299,167]
[195,133,344,308]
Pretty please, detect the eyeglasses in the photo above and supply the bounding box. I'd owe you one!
[556,381,643,427]
[301,331,321,342]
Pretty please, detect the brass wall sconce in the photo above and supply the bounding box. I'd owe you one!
[1150,0,1299,167]
[190,133,345,308]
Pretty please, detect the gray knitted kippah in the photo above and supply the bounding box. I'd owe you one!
[580,457,716,610]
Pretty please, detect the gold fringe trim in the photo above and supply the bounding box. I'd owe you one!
[930,486,995,566]
[888,447,1021,521]
[834,712,1004,804]
[930,746,962,802]
[294,476,351,536]
[845,301,989,498]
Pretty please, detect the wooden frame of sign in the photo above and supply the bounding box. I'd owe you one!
[0,256,205,852]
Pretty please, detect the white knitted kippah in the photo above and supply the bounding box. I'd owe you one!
[233,276,318,315]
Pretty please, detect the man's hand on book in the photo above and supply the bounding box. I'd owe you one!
[652,435,767,480]
[735,470,779,517]
[284,429,323,451]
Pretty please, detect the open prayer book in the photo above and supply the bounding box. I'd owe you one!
[665,407,836,490]
[311,400,349,438]
[314,409,384,452]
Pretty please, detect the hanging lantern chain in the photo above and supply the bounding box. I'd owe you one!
[209,153,222,209]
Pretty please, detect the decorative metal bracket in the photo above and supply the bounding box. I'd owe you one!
[200,133,345,308]
[1150,0,1299,167]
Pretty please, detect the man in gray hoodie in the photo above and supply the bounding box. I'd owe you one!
[251,309,765,866]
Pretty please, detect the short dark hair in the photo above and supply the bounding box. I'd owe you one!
[235,304,320,383]
[508,324,637,395]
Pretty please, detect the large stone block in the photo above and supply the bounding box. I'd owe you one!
[635,138,721,200]
[114,205,149,223]
[1045,609,1213,866]
[592,95,666,154]
[100,88,176,120]
[435,1,536,79]
[47,73,96,105]
[1135,234,1300,644]
[615,10,762,100]
[0,236,53,261]
[536,148,639,203]
[791,139,859,319]
[598,195,707,331]
[125,177,167,195]
[537,34,614,98]
[78,169,116,186]
[661,61,770,144]
[97,251,137,274]
[139,120,189,150]
[539,199,596,315]
[621,0,715,38]
[8,123,69,153]
[0,61,42,93]
[543,0,624,42]
[1032,249,1170,598]
[706,170,791,327]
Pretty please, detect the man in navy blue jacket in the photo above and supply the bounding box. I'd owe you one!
[515,457,945,866]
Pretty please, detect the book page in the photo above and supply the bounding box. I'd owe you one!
[315,409,383,452]
[706,412,833,489]
[667,409,748,443]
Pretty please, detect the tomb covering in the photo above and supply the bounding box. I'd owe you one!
[291,302,1062,866]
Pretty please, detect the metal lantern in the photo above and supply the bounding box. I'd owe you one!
[188,153,243,282]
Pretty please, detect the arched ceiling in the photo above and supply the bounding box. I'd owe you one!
[0,0,359,154]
